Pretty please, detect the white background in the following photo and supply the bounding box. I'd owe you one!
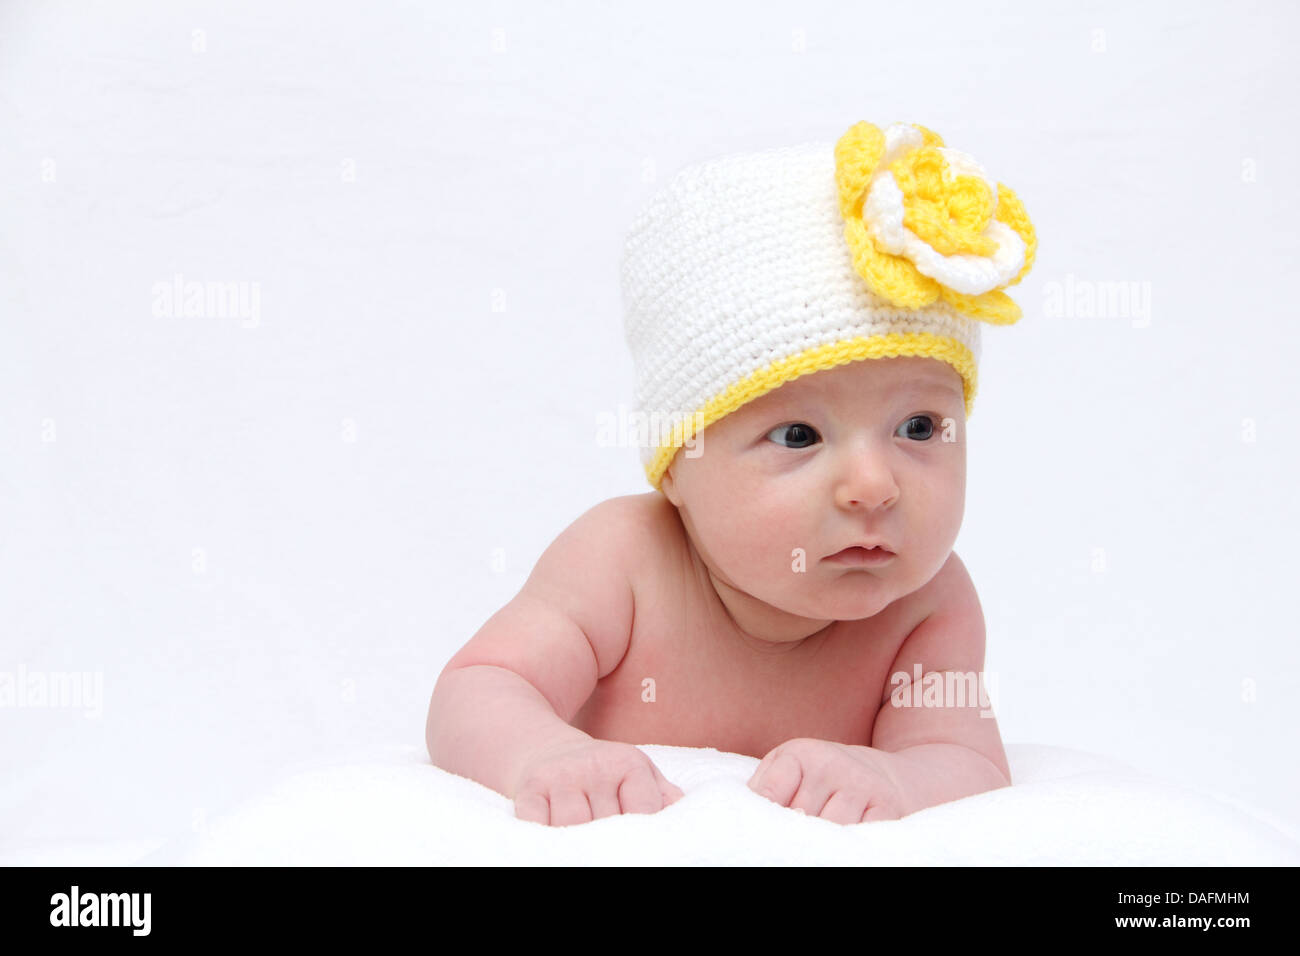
[2,0,1297,855]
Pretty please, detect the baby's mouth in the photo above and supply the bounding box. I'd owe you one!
[824,546,896,566]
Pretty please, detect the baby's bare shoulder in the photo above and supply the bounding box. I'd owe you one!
[601,491,682,552]
[442,495,669,720]
[549,492,673,569]
[518,493,671,670]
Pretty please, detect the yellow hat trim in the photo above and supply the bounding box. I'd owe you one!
[644,332,976,490]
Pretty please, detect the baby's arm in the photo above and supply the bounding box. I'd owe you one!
[425,497,682,823]
[868,551,1011,813]
[425,663,593,801]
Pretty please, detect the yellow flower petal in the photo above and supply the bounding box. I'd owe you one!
[946,175,996,236]
[892,148,997,259]
[904,198,998,259]
[993,183,1036,288]
[834,122,886,219]
[939,287,1022,325]
[913,123,946,149]
[897,146,947,200]
[842,216,942,309]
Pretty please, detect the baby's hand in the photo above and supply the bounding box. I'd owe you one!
[747,738,906,824]
[512,737,685,826]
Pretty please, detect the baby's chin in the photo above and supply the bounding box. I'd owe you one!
[813,591,897,622]
[753,578,897,624]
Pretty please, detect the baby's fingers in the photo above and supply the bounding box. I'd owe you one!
[548,788,592,827]
[618,765,664,814]
[748,752,803,808]
[645,760,685,806]
[586,786,622,821]
[819,790,869,826]
[514,791,550,826]
[861,798,903,823]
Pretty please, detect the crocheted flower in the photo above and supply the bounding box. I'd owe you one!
[834,121,1037,324]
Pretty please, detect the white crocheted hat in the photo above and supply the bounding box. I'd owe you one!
[620,120,1037,491]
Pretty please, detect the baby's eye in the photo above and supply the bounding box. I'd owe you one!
[897,415,938,441]
[766,423,821,449]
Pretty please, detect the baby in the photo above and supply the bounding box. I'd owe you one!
[426,119,1038,826]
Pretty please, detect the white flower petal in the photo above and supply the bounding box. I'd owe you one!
[936,147,989,182]
[879,123,925,167]
[862,171,908,255]
[905,219,1025,295]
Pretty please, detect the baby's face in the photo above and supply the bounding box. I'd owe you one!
[661,356,967,635]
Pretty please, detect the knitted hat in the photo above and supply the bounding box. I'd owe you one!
[620,120,1037,491]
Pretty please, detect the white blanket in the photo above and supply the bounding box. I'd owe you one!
[33,743,1279,866]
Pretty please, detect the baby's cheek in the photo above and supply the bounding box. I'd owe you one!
[771,518,816,579]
